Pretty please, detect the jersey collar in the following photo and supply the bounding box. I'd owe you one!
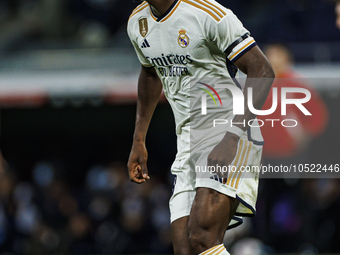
[150,0,180,22]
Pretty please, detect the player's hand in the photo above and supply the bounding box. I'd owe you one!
[207,133,239,184]
[127,141,150,184]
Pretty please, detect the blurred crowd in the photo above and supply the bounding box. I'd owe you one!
[0,161,173,254]
[1,159,340,254]
[0,0,138,50]
[254,178,340,254]
[0,0,339,51]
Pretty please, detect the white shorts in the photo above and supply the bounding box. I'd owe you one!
[169,138,262,229]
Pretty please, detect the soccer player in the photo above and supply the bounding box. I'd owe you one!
[127,0,275,254]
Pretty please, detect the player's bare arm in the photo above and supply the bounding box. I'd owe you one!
[233,46,275,128]
[207,46,275,183]
[127,65,162,184]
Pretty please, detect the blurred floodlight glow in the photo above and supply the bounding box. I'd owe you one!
[33,161,55,187]
[86,165,117,190]
[13,182,34,206]
[15,205,40,235]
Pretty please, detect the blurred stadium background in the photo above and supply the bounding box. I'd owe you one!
[0,0,340,254]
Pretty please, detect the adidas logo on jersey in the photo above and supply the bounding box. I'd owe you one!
[141,39,150,48]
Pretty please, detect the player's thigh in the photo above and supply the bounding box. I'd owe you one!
[188,187,239,241]
[171,216,194,255]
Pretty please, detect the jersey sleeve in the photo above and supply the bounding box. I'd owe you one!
[127,20,153,68]
[206,12,257,63]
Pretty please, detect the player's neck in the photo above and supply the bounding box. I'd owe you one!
[146,0,176,16]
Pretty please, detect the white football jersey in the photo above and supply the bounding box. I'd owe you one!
[127,0,264,165]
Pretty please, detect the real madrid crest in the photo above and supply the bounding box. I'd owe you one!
[178,29,189,48]
[139,18,148,38]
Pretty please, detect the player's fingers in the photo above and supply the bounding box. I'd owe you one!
[136,165,145,179]
[207,156,213,168]
[140,161,150,180]
[215,158,228,180]
[129,173,145,183]
[127,163,136,179]
[223,160,232,181]
[213,157,221,175]
[130,165,147,184]
[131,176,146,184]
[129,164,141,180]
